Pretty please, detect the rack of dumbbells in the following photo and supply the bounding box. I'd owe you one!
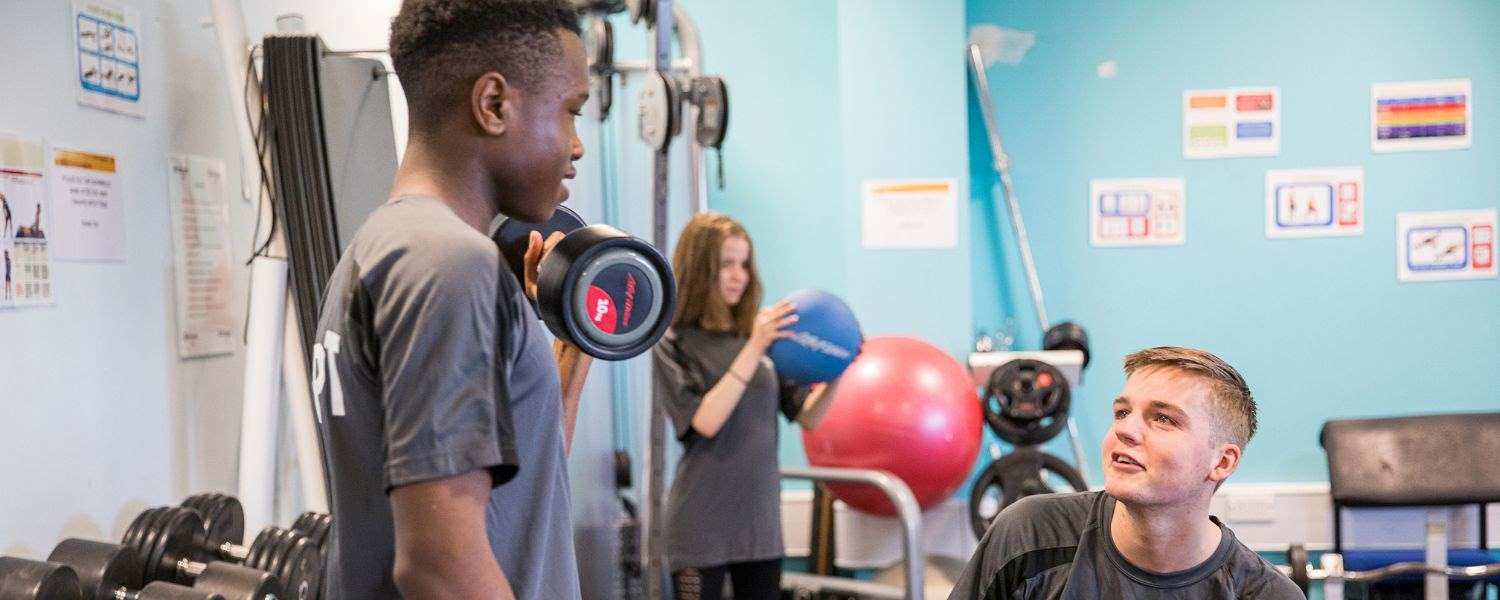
[967,324,1094,539]
[0,493,330,600]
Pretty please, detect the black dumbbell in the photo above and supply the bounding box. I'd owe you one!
[288,512,330,556]
[44,540,228,599]
[120,506,307,600]
[0,555,84,599]
[493,205,676,361]
[179,494,328,600]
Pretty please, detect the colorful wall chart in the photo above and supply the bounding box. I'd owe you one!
[1265,167,1364,238]
[1182,87,1280,158]
[1371,79,1470,152]
[0,134,56,307]
[1089,178,1186,247]
[73,1,143,118]
[1396,209,1495,282]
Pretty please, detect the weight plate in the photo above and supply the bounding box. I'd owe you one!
[1041,321,1090,369]
[586,18,613,75]
[183,493,245,551]
[140,580,226,600]
[692,76,729,148]
[536,225,675,360]
[290,513,330,552]
[48,538,141,598]
[626,0,652,24]
[637,71,677,152]
[983,359,1071,446]
[0,556,83,600]
[194,562,280,600]
[493,205,587,292]
[158,508,206,586]
[968,450,1087,539]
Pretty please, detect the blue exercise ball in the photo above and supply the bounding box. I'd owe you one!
[768,289,862,384]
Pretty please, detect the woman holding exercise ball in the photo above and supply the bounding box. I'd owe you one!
[652,212,843,600]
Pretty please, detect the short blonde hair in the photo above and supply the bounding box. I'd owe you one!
[1123,346,1256,448]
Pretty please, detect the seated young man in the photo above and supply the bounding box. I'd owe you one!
[949,346,1303,599]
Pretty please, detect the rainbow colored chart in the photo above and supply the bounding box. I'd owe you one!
[1375,95,1466,140]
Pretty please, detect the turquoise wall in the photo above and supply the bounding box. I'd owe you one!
[968,0,1500,484]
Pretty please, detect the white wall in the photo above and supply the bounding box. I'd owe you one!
[0,0,256,557]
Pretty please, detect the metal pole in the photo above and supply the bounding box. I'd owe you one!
[646,3,675,598]
[670,4,708,214]
[781,467,924,600]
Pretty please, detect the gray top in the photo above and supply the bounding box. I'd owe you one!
[652,327,807,570]
[312,196,579,600]
[948,491,1303,600]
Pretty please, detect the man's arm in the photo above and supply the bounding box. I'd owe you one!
[390,470,515,599]
[555,339,593,454]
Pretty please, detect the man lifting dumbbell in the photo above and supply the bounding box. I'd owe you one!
[308,1,600,598]
[949,347,1304,599]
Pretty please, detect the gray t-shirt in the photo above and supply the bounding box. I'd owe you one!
[652,327,807,570]
[311,196,579,600]
[948,491,1303,600]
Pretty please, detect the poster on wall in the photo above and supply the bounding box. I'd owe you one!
[72,1,144,118]
[49,147,124,261]
[1089,178,1186,247]
[1265,167,1364,239]
[1371,79,1471,153]
[1182,87,1280,159]
[0,134,56,308]
[860,179,958,249]
[1396,209,1496,283]
[167,154,235,358]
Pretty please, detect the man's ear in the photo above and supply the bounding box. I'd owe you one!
[471,71,513,136]
[1207,442,1242,485]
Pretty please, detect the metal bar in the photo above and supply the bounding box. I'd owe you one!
[644,3,675,598]
[965,44,1049,333]
[1480,503,1489,551]
[1425,511,1448,600]
[670,3,708,214]
[781,467,924,600]
[610,58,695,74]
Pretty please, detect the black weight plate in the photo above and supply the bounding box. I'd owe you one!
[140,580,226,600]
[243,529,276,579]
[48,538,141,598]
[586,18,613,75]
[536,225,675,360]
[183,493,244,551]
[290,513,330,555]
[125,507,171,583]
[493,205,587,292]
[276,534,321,600]
[193,562,280,600]
[969,451,1088,540]
[158,508,206,585]
[983,359,1071,446]
[613,450,632,490]
[1042,321,1090,369]
[693,76,729,148]
[0,556,83,600]
[257,529,299,596]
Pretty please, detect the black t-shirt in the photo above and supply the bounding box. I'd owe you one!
[948,492,1304,600]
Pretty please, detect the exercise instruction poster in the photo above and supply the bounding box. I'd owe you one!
[1,134,56,308]
[167,154,234,358]
[73,1,144,118]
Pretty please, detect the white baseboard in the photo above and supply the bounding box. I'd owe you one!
[780,483,1500,568]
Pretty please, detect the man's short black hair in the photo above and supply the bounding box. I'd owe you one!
[389,0,581,133]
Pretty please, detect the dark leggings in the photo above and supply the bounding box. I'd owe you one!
[672,559,781,600]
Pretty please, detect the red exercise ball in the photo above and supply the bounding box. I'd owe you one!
[802,335,982,516]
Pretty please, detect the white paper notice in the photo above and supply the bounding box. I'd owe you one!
[1089,178,1186,247]
[73,1,144,118]
[1183,87,1280,159]
[861,179,958,249]
[49,148,124,261]
[168,154,235,358]
[1371,79,1471,153]
[1,134,56,308]
[1265,167,1364,239]
[1396,209,1496,283]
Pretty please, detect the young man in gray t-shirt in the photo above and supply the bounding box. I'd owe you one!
[308,1,593,598]
[949,347,1304,600]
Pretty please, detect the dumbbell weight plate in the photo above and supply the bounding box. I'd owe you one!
[1042,321,1090,370]
[48,538,142,599]
[0,556,83,600]
[968,450,1088,539]
[245,528,319,600]
[537,225,675,360]
[193,562,280,600]
[637,71,678,152]
[493,205,588,297]
[290,513,330,553]
[140,580,227,600]
[128,507,210,585]
[182,493,245,549]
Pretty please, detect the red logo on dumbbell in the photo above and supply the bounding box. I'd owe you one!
[588,285,618,333]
